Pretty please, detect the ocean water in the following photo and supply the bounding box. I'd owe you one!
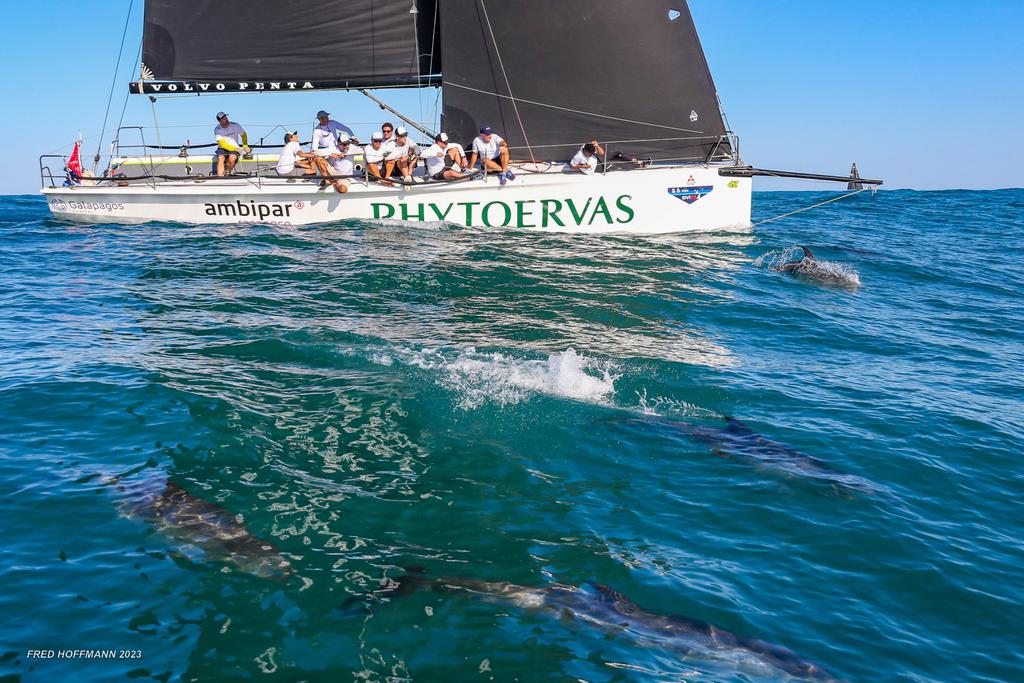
[0,190,1021,682]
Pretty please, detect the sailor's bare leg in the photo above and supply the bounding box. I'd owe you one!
[368,163,394,187]
[483,158,502,174]
[499,147,510,174]
[216,153,226,177]
[225,152,239,174]
[397,157,417,182]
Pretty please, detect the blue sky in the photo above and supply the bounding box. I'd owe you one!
[2,0,1021,194]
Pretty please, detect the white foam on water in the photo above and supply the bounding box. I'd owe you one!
[376,346,619,409]
[756,245,862,288]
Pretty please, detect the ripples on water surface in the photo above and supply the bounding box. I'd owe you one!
[1,191,1022,682]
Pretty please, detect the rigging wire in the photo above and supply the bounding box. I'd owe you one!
[753,187,873,227]
[478,0,536,163]
[443,82,706,135]
[94,0,135,171]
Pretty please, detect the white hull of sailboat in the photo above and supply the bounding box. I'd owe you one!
[41,165,751,235]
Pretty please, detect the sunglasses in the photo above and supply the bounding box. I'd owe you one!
[382,129,393,134]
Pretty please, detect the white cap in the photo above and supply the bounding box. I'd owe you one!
[371,131,384,141]
[435,132,449,143]
[337,132,351,144]
[395,126,408,136]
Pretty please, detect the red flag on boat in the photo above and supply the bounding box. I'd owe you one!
[66,141,83,177]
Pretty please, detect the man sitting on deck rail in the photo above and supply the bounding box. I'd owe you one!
[213,112,250,176]
[363,132,394,187]
[423,133,469,181]
[382,126,420,183]
[323,133,355,193]
[468,126,514,185]
[274,131,317,178]
[568,140,605,175]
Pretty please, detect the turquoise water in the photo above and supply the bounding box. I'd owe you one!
[1,190,1021,682]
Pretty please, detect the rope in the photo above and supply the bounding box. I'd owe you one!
[94,0,135,170]
[478,0,537,163]
[753,188,872,227]
[443,81,707,135]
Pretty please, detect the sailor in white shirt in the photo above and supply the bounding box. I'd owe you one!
[423,132,468,181]
[468,125,514,185]
[568,140,605,175]
[213,111,250,176]
[311,110,356,158]
[274,131,317,177]
[363,131,394,186]
[381,126,420,182]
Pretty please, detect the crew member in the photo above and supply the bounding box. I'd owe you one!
[423,132,468,181]
[311,110,356,156]
[468,126,514,185]
[380,122,395,145]
[382,126,420,183]
[363,131,394,186]
[568,140,605,175]
[274,131,317,177]
[213,112,249,176]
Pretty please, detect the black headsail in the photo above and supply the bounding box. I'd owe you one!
[132,0,441,93]
[439,0,731,163]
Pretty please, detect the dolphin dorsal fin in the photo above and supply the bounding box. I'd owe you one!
[800,246,815,260]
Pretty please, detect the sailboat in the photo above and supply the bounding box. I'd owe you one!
[41,1,880,234]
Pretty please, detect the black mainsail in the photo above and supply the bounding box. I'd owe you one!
[129,0,733,165]
[439,0,731,163]
[133,0,441,92]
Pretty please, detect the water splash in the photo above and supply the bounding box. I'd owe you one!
[756,246,862,288]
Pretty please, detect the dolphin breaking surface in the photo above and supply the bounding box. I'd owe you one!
[354,571,846,682]
[760,246,862,288]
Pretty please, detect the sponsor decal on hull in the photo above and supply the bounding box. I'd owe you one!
[371,194,634,228]
[668,186,714,204]
[49,199,125,212]
[203,200,297,220]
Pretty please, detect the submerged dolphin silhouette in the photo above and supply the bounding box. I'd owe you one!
[671,417,879,494]
[776,246,861,287]
[118,479,293,580]
[349,570,844,681]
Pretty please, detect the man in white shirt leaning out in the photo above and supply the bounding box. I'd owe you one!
[274,131,317,178]
[424,133,469,181]
[468,126,515,185]
[569,140,605,175]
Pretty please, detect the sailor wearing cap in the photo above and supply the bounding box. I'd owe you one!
[423,133,469,181]
[213,112,250,176]
[363,131,395,187]
[468,126,514,185]
[274,131,317,177]
[311,110,356,158]
[381,126,420,183]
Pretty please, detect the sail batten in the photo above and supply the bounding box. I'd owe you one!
[134,0,440,93]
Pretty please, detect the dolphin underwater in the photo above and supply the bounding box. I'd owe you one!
[117,478,293,580]
[661,417,879,495]
[349,570,845,682]
[775,246,861,288]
